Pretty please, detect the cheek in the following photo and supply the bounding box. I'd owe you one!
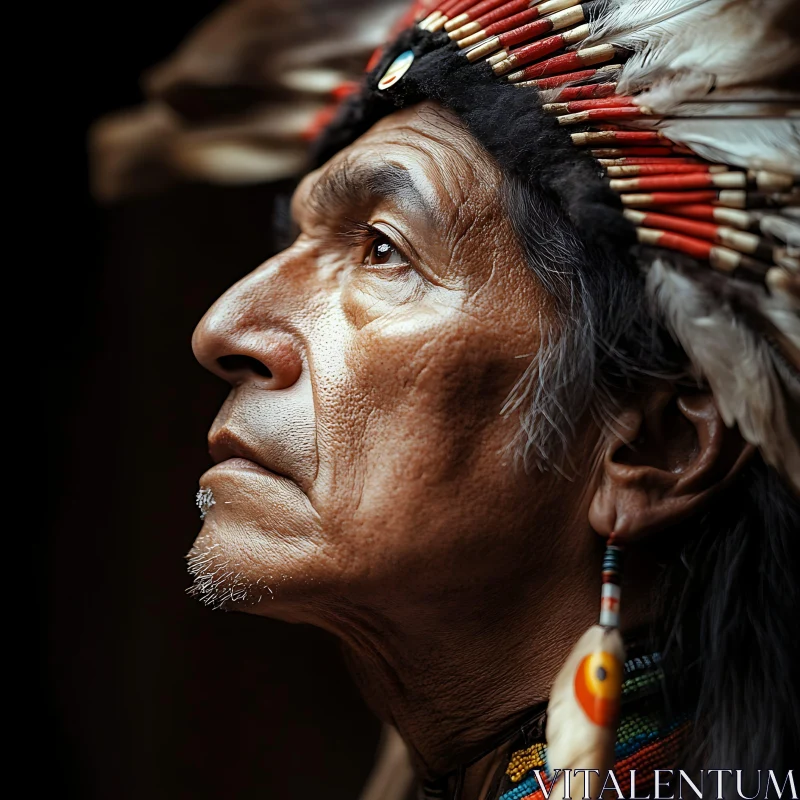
[309,302,538,585]
[350,303,519,465]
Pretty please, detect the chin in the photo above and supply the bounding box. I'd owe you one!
[186,463,325,616]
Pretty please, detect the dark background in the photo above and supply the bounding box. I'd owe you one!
[44,4,380,797]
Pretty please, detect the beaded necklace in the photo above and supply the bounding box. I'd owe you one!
[498,653,690,800]
[419,650,691,800]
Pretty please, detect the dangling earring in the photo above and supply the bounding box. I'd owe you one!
[599,542,624,628]
[544,540,626,800]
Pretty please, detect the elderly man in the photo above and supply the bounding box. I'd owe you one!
[188,0,799,798]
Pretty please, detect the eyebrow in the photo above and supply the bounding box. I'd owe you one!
[308,159,438,226]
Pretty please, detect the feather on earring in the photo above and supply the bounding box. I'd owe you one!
[545,543,625,799]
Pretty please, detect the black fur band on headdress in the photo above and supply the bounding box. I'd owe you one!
[314,26,636,261]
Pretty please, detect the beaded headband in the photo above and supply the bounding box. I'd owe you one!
[316,0,800,491]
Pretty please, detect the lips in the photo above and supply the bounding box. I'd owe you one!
[209,427,291,481]
[214,456,273,475]
[204,381,318,489]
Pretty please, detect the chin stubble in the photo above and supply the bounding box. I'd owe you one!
[186,487,293,610]
[185,537,252,609]
[186,486,255,609]
[186,534,277,611]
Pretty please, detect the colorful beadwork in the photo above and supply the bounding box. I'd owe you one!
[500,773,546,800]
[599,543,623,628]
[505,742,546,783]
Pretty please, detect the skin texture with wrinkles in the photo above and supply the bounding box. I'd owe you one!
[190,102,750,788]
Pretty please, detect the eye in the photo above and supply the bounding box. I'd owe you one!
[365,233,408,268]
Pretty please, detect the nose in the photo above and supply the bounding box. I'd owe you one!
[192,270,303,391]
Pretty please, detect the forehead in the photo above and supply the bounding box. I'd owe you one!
[297,101,503,214]
[343,101,494,166]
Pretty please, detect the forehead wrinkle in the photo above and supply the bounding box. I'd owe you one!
[366,139,493,243]
[299,104,507,270]
[342,103,500,228]
[410,144,499,256]
[396,116,502,237]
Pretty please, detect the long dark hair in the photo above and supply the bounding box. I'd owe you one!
[503,173,800,782]
[660,461,800,779]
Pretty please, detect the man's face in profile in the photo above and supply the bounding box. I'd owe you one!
[190,102,595,624]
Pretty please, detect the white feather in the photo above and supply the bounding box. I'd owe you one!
[585,0,717,54]
[655,117,800,174]
[646,259,800,490]
[545,626,625,800]
[579,1,800,487]
[586,0,800,171]
[614,0,797,93]
[759,214,800,248]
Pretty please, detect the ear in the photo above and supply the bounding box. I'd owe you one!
[589,389,755,542]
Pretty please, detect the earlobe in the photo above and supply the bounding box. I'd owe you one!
[589,390,755,543]
[588,408,642,539]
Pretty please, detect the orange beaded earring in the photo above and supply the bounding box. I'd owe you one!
[544,541,625,799]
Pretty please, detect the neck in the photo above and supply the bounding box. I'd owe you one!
[301,478,661,791]
[329,542,657,789]
[336,535,650,782]
[341,597,593,778]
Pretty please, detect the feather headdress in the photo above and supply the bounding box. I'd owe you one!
[362,0,799,494]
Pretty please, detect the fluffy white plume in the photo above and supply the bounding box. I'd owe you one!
[656,118,800,175]
[606,0,798,93]
[588,0,800,171]
[586,0,717,59]
[646,259,800,491]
